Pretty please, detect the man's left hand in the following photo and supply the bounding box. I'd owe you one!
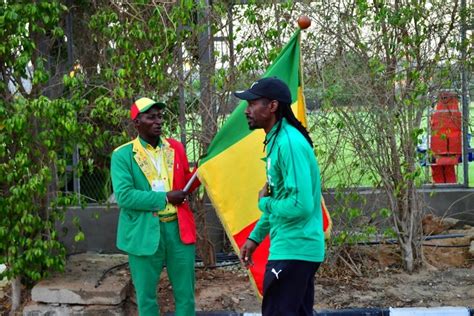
[166,190,187,205]
[258,182,269,200]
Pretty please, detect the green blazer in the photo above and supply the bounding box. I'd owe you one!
[111,137,197,256]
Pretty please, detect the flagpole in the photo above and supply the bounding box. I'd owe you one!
[297,16,311,89]
[297,16,311,127]
[183,171,198,193]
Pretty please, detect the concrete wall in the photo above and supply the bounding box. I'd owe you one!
[58,205,121,254]
[58,188,474,254]
[422,188,474,224]
[58,203,224,254]
[323,188,474,225]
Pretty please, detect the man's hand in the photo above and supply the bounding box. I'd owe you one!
[258,182,269,200]
[239,239,258,268]
[166,190,187,205]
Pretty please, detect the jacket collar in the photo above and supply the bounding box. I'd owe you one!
[133,136,170,153]
[264,118,288,149]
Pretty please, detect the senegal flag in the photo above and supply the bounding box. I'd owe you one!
[197,29,331,296]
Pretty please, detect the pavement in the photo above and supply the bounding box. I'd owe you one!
[163,307,473,316]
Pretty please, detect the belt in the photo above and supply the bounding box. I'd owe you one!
[159,214,177,222]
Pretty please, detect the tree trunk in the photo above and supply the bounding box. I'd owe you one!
[193,195,217,267]
[10,276,21,314]
[194,0,217,268]
[400,239,415,272]
[392,182,423,273]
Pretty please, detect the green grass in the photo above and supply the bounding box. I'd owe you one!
[308,104,474,188]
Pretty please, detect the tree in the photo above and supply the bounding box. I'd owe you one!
[301,0,470,271]
[0,1,125,311]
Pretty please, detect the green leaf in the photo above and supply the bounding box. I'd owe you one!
[74,231,85,242]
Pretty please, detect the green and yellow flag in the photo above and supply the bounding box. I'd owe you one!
[198,29,331,296]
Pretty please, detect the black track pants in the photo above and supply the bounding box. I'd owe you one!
[262,260,321,316]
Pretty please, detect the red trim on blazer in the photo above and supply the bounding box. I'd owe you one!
[167,138,201,244]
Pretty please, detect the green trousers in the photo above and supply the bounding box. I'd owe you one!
[128,219,196,316]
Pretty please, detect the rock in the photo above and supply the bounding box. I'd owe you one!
[231,296,240,304]
[72,305,84,311]
[442,217,460,228]
[0,272,9,299]
[423,235,471,268]
[31,253,130,305]
[465,227,474,241]
[23,302,126,315]
[422,214,459,235]
[0,278,8,288]
[0,262,7,299]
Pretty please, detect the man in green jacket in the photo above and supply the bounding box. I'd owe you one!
[236,78,325,316]
[111,97,199,316]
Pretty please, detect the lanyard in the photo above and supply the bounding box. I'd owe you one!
[144,147,162,176]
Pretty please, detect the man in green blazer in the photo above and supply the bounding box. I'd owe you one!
[111,97,200,316]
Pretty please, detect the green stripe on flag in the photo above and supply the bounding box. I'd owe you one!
[200,30,301,164]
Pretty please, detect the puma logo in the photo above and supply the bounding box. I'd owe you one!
[271,268,282,279]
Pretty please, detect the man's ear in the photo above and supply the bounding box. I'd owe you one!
[269,100,279,113]
[133,118,140,128]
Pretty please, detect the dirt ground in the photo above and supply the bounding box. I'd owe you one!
[155,229,473,313]
[1,228,473,314]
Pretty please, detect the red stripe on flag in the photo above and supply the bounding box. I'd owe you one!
[322,202,329,231]
[232,199,331,295]
[233,221,269,296]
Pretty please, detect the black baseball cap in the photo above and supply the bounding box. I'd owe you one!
[234,77,292,104]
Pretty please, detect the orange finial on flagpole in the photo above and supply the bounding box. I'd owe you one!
[297,15,311,29]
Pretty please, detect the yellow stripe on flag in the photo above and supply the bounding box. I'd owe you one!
[198,130,267,235]
[297,87,307,128]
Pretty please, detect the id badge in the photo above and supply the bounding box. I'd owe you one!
[151,180,166,192]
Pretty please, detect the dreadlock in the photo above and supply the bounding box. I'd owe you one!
[264,100,313,155]
[278,102,313,147]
